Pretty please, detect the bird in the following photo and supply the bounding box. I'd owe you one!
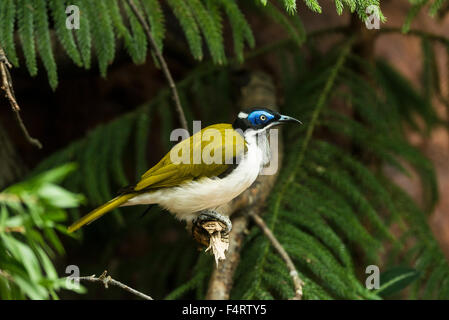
[67,107,302,234]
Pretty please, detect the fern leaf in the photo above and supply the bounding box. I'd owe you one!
[141,0,165,53]
[109,0,147,64]
[123,0,148,64]
[134,109,151,179]
[81,125,106,205]
[34,0,58,89]
[17,0,38,76]
[108,0,134,58]
[188,0,226,64]
[342,0,356,12]
[166,0,203,61]
[402,2,425,33]
[84,0,115,76]
[429,0,448,16]
[73,0,92,69]
[96,124,114,201]
[297,179,381,258]
[421,37,441,99]
[303,0,322,13]
[334,0,344,15]
[263,2,304,47]
[283,0,297,14]
[48,0,83,67]
[219,0,255,62]
[0,0,19,66]
[110,115,134,187]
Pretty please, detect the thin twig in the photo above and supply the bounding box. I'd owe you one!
[77,270,153,300]
[249,211,304,300]
[126,0,188,131]
[0,47,42,149]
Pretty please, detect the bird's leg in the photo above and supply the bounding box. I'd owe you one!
[193,209,232,235]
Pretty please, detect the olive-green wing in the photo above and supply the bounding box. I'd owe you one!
[134,123,246,191]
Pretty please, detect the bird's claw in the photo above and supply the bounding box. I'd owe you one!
[193,210,232,235]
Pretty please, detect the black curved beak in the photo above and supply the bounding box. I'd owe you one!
[278,114,303,125]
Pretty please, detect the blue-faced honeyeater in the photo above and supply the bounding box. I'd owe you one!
[68,108,301,233]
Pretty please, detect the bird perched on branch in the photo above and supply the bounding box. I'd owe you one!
[68,108,301,234]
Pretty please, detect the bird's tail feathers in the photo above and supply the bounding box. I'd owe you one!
[67,193,136,233]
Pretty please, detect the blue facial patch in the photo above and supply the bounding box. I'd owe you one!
[247,110,275,126]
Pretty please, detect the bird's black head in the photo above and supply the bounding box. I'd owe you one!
[232,107,302,132]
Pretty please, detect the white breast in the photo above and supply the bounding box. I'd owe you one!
[123,133,267,222]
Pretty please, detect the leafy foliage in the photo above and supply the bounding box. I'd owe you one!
[0,164,84,299]
[2,0,449,301]
[403,0,449,32]
[229,39,448,299]
[31,28,449,299]
[0,0,388,88]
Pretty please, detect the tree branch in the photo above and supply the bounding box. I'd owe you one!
[77,270,153,300]
[0,47,42,149]
[249,212,304,299]
[205,71,281,299]
[126,0,188,132]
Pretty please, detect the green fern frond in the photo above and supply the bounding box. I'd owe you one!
[84,0,115,76]
[134,109,151,179]
[34,0,58,89]
[375,60,439,133]
[304,155,392,241]
[386,183,449,299]
[188,0,226,64]
[283,0,297,14]
[72,0,92,69]
[334,0,344,15]
[108,0,134,58]
[111,114,134,187]
[164,254,212,299]
[48,0,83,67]
[421,37,441,99]
[304,0,322,13]
[123,1,148,64]
[0,0,19,66]
[17,0,38,76]
[0,0,392,88]
[30,18,449,300]
[403,1,426,33]
[141,0,165,53]
[219,0,255,62]
[429,0,448,16]
[297,177,381,259]
[313,140,399,221]
[342,0,356,12]
[167,0,203,61]
[263,2,305,47]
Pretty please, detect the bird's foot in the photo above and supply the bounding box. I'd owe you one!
[192,210,232,264]
[193,210,232,235]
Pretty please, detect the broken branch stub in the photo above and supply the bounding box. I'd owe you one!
[192,220,230,266]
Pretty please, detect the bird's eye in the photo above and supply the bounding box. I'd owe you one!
[260,115,267,121]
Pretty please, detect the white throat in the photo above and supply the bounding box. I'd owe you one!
[243,129,271,166]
